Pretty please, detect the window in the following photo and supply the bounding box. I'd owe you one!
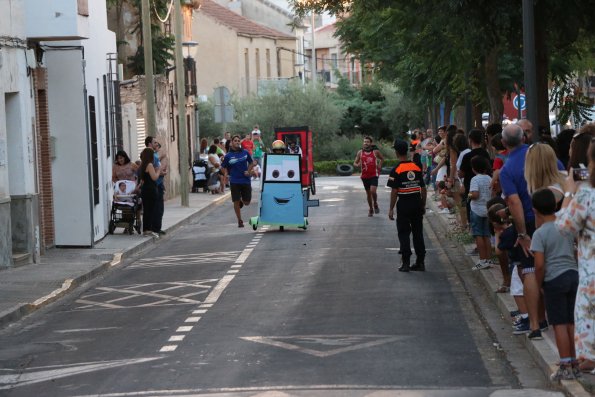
[255,48,261,80]
[88,96,100,205]
[331,53,338,69]
[244,49,250,94]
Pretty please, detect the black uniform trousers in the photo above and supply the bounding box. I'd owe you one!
[396,206,425,262]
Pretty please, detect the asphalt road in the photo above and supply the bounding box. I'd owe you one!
[0,176,560,397]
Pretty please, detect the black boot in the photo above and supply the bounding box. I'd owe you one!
[410,260,425,272]
[398,257,410,272]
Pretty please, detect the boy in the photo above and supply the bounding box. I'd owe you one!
[468,156,493,270]
[530,188,579,380]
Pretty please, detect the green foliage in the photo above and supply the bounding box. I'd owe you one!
[196,99,223,139]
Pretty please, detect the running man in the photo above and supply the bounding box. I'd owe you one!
[221,135,256,228]
[354,136,384,216]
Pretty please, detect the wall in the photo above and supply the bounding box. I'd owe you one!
[0,0,39,266]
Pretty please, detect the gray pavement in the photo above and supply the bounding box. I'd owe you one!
[0,177,591,397]
[0,191,229,328]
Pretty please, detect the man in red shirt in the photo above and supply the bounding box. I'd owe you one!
[354,136,384,216]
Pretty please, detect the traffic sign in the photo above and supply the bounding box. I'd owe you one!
[513,94,526,111]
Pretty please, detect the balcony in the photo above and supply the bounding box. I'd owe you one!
[26,0,89,41]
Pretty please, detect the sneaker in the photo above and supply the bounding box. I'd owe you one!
[512,316,527,328]
[510,310,521,318]
[539,320,549,331]
[374,205,380,214]
[571,362,582,378]
[368,209,373,217]
[158,230,167,235]
[527,329,543,340]
[471,260,492,271]
[550,364,575,381]
[512,317,530,334]
[150,232,160,239]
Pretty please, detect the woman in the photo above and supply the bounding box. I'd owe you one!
[568,124,595,170]
[524,143,565,212]
[200,138,209,155]
[112,150,138,183]
[139,148,160,237]
[207,144,224,194]
[431,126,448,185]
[556,138,595,373]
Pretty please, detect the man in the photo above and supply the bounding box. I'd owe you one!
[221,135,256,228]
[288,141,302,156]
[144,136,167,235]
[353,136,384,216]
[459,128,491,222]
[517,119,534,143]
[500,123,546,339]
[387,139,427,272]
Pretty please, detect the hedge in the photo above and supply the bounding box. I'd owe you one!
[314,159,401,176]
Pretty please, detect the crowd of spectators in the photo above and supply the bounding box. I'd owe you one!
[419,120,594,381]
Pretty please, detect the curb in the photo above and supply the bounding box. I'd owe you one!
[0,193,230,328]
[426,197,592,397]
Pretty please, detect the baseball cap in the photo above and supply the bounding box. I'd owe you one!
[393,139,409,155]
[252,131,260,135]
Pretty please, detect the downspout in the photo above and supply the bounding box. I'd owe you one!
[81,51,95,246]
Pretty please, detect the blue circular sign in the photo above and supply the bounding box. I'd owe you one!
[513,94,526,111]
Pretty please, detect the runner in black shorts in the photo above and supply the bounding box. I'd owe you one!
[354,136,384,216]
[221,135,256,228]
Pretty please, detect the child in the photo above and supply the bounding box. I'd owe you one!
[488,203,532,336]
[114,181,134,203]
[468,156,493,270]
[530,188,579,380]
[437,180,454,214]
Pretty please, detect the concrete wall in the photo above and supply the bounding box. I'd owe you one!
[0,0,39,266]
[25,0,89,40]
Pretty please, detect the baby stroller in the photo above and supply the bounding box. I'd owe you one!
[109,180,141,235]
[192,159,209,193]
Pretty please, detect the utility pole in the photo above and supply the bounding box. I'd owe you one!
[174,0,189,206]
[522,0,538,142]
[140,0,156,136]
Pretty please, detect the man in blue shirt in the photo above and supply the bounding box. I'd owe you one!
[222,135,256,228]
[500,123,546,339]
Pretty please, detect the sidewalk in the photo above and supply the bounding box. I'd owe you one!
[0,191,229,328]
[426,193,593,397]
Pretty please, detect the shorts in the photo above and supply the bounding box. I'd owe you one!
[470,211,490,237]
[230,183,252,203]
[542,270,578,325]
[361,177,379,191]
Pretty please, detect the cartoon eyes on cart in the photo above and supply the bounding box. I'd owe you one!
[271,169,295,179]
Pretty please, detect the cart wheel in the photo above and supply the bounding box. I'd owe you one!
[252,224,257,231]
[309,172,316,195]
[128,223,134,235]
[279,226,284,232]
[108,221,115,234]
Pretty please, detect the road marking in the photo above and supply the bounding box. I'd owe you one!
[231,265,242,269]
[175,326,193,332]
[184,317,201,323]
[319,198,345,202]
[235,248,253,264]
[240,335,410,358]
[159,345,177,352]
[74,280,219,310]
[0,357,161,390]
[130,251,242,269]
[227,270,239,274]
[168,335,185,342]
[54,327,120,333]
[192,309,207,314]
[202,275,235,304]
[200,303,213,308]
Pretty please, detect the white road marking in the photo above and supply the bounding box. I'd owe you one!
[54,327,120,333]
[240,335,410,358]
[199,303,213,308]
[192,309,207,314]
[227,270,239,274]
[130,251,242,269]
[168,335,185,342]
[175,326,193,332]
[319,198,345,202]
[235,248,253,264]
[202,275,235,304]
[231,265,242,269]
[184,317,201,323]
[159,345,177,352]
[0,357,161,390]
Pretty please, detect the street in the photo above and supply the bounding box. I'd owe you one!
[0,177,558,397]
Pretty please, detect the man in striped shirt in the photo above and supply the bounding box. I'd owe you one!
[388,139,427,272]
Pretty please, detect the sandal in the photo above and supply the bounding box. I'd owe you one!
[496,285,510,293]
[579,359,595,373]
[238,220,244,228]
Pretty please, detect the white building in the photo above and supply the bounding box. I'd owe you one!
[0,0,39,266]
[26,0,118,247]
